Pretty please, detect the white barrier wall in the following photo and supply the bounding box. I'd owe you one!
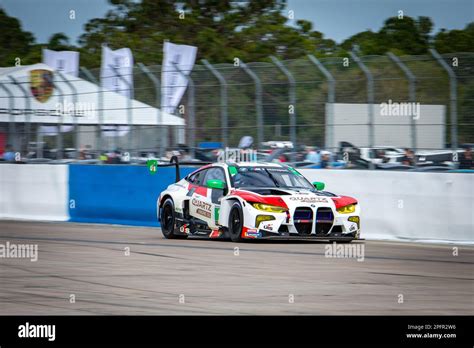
[1,164,472,244]
[301,169,474,244]
[0,164,69,221]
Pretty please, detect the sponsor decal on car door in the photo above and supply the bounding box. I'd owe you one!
[189,168,226,229]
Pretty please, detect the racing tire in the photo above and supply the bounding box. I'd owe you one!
[161,198,187,239]
[228,201,244,242]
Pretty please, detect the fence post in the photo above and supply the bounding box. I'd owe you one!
[52,73,65,160]
[270,56,297,159]
[349,51,375,168]
[80,67,103,156]
[387,52,417,151]
[0,81,17,152]
[8,76,31,157]
[57,71,79,159]
[172,62,195,159]
[201,59,228,148]
[240,60,264,147]
[308,54,336,151]
[429,49,458,152]
[137,63,166,157]
[109,65,134,157]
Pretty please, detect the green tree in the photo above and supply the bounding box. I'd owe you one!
[48,33,73,51]
[434,22,474,53]
[0,8,35,66]
[341,16,433,55]
[77,0,337,66]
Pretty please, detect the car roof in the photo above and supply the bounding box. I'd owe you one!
[212,161,285,168]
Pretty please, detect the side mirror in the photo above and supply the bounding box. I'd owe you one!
[313,181,325,191]
[207,179,226,190]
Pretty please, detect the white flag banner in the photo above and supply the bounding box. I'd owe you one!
[42,49,79,77]
[161,42,197,114]
[100,46,134,98]
[39,125,74,136]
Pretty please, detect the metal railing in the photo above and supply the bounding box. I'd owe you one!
[0,50,473,161]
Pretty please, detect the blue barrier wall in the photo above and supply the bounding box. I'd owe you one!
[69,165,195,226]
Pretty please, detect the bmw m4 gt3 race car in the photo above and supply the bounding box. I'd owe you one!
[157,161,361,242]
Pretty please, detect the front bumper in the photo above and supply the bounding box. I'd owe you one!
[257,229,360,240]
[243,203,361,240]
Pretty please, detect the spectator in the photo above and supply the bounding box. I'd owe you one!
[459,147,473,169]
[377,149,389,163]
[2,144,15,161]
[321,153,330,168]
[305,146,321,164]
[78,145,86,160]
[107,149,121,164]
[99,153,108,162]
[180,149,192,161]
[401,148,415,166]
[84,145,93,160]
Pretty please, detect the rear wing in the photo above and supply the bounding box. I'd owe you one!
[149,156,180,183]
[148,156,213,183]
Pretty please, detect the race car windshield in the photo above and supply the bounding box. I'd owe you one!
[231,167,314,190]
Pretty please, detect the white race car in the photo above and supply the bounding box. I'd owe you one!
[157,161,361,242]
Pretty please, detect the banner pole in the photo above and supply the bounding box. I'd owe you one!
[8,76,31,158]
[201,59,228,148]
[137,62,165,158]
[270,56,297,160]
[0,81,17,153]
[80,67,103,158]
[240,61,264,147]
[109,65,134,159]
[172,62,195,160]
[57,71,79,159]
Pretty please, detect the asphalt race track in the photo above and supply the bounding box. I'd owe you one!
[0,220,473,315]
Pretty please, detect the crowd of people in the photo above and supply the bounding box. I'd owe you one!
[304,147,332,168]
[1,142,474,170]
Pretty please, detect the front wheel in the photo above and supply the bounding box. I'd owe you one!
[228,201,244,242]
[161,198,187,239]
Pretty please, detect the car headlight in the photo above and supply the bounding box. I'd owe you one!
[348,216,360,230]
[337,204,356,214]
[252,203,288,213]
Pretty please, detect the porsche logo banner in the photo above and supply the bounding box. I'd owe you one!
[30,69,54,103]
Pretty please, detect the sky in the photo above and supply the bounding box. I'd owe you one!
[1,0,473,44]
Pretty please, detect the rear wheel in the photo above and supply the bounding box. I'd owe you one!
[161,198,187,239]
[228,201,244,242]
